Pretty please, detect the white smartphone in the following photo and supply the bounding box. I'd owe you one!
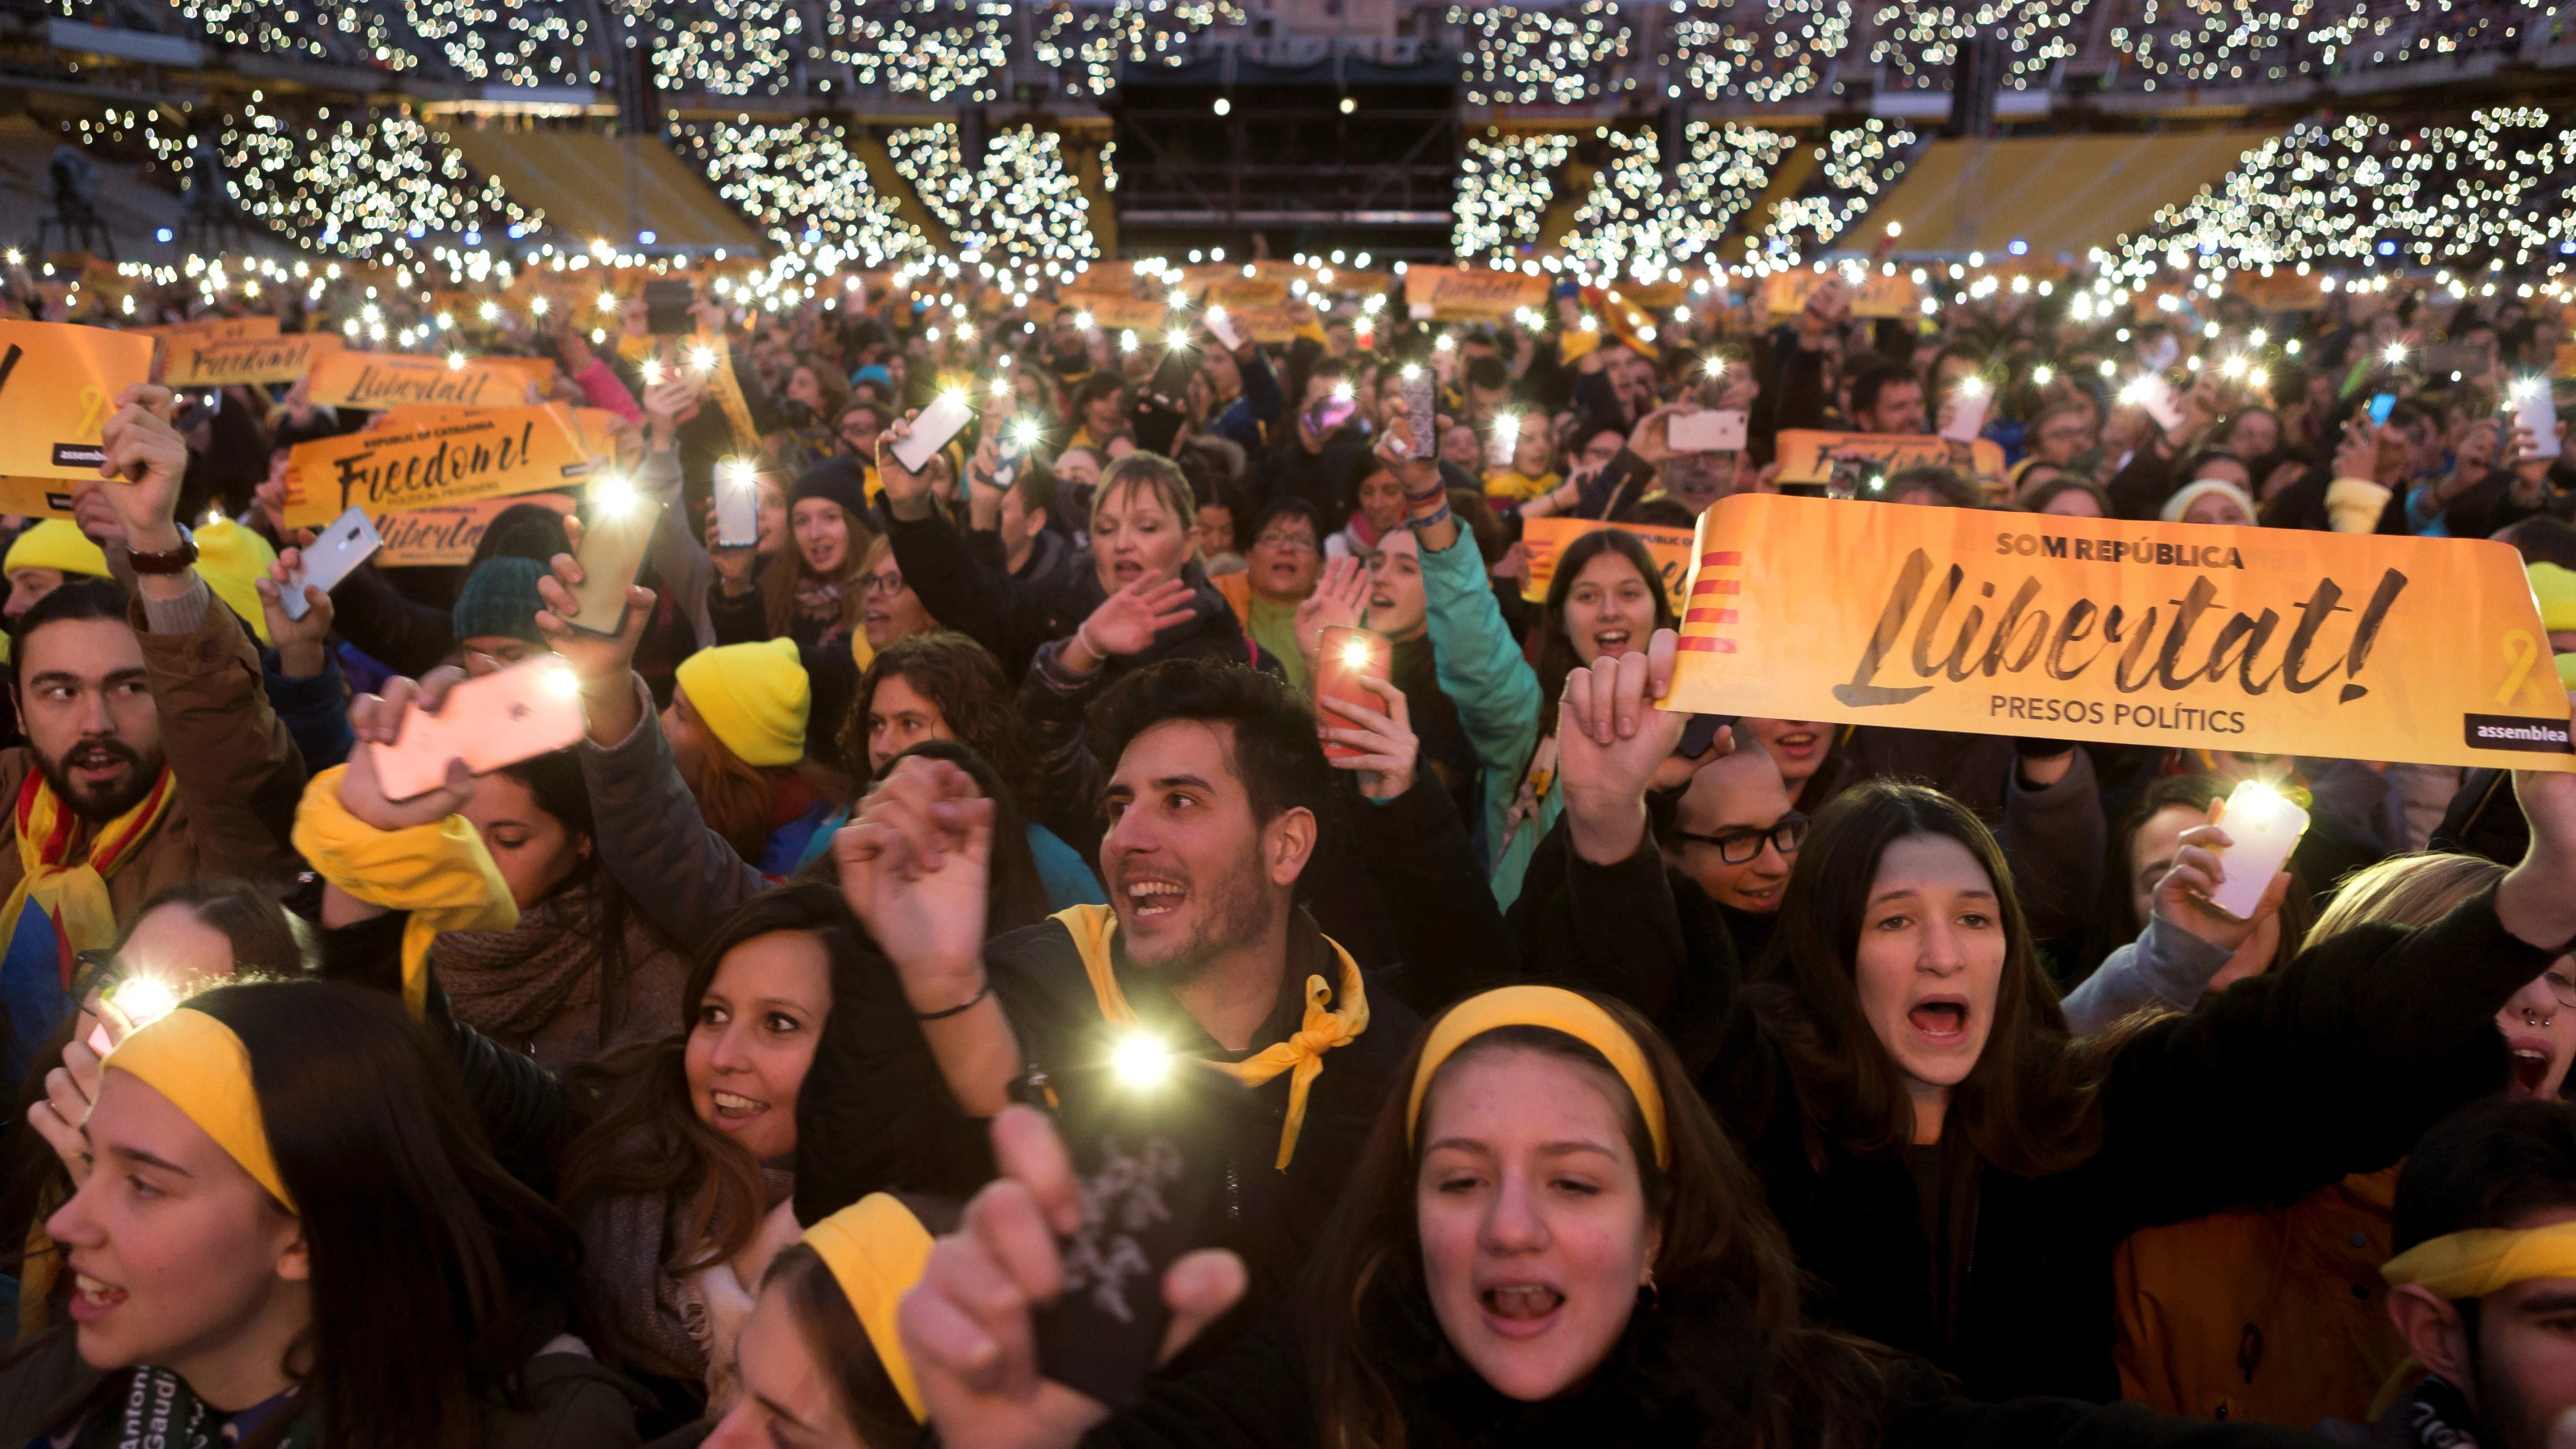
[2206,779,2310,921]
[1205,306,1245,352]
[1488,414,1521,471]
[2515,381,2560,461]
[714,458,760,549]
[2128,375,2185,432]
[1940,380,1990,444]
[893,390,974,474]
[1668,409,1749,454]
[371,656,587,802]
[282,506,383,621]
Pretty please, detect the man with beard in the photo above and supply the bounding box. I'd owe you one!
[806,658,1420,1294]
[0,384,305,1083]
[2351,1099,2576,1449]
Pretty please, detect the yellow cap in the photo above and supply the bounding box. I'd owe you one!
[192,518,280,647]
[801,1194,934,1421]
[674,638,810,768]
[4,520,110,582]
[2530,561,2576,634]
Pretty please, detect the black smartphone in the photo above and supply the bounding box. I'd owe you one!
[1031,1053,1246,1408]
[1679,713,1736,759]
[645,280,694,336]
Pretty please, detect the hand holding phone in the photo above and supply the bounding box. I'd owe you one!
[645,280,694,336]
[2367,391,2398,428]
[1940,378,1991,444]
[895,390,975,474]
[2514,380,2560,461]
[1667,409,1748,455]
[563,479,664,636]
[713,458,760,549]
[368,657,588,802]
[279,506,383,621]
[2203,780,2310,921]
[1313,626,1391,761]
[1398,366,1436,460]
[1204,306,1246,352]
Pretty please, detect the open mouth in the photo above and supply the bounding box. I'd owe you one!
[1773,728,1820,759]
[1591,628,1633,657]
[1479,1283,1565,1335]
[1124,878,1186,921]
[708,1090,769,1127]
[1369,591,1396,613]
[1908,996,1970,1044]
[69,1271,125,1324]
[67,747,127,781]
[2508,1034,2557,1098]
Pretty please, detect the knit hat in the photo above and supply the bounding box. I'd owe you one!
[2159,478,2258,526]
[4,520,109,581]
[449,555,550,647]
[792,457,873,523]
[674,638,810,767]
[2529,561,2576,633]
[194,518,279,647]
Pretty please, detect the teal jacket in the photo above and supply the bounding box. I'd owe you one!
[1417,528,1549,910]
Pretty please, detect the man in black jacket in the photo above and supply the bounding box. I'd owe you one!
[811,658,1420,1294]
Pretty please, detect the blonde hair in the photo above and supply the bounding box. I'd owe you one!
[2306,853,2505,946]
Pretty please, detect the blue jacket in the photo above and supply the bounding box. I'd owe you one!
[1417,527,1548,909]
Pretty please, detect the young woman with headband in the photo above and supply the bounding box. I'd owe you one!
[896,985,2312,1449]
[0,979,640,1448]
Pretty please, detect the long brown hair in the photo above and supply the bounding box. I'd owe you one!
[557,885,859,1295]
[674,692,851,867]
[1530,528,1677,721]
[1306,992,1895,1449]
[763,497,871,640]
[838,631,1040,811]
[1742,780,2111,1177]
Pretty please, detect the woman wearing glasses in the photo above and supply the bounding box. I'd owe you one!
[1661,742,1807,964]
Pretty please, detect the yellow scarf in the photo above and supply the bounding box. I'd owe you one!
[1053,903,1368,1171]
[291,766,518,1015]
[2,766,175,980]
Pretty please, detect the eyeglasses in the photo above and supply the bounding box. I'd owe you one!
[1254,531,1318,554]
[860,572,907,598]
[1670,813,1808,865]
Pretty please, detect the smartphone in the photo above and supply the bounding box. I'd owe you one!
[2129,375,2185,432]
[1826,458,1868,500]
[894,390,975,474]
[1313,625,1390,761]
[564,481,664,636]
[1204,306,1245,352]
[1306,387,1358,437]
[645,280,694,336]
[1940,379,1990,444]
[1679,713,1736,759]
[2205,779,2310,921]
[281,506,383,621]
[2367,391,2398,428]
[1668,409,1748,454]
[713,458,760,549]
[2516,381,2562,461]
[1031,1056,1242,1409]
[371,656,588,802]
[1399,366,1436,460]
[1487,414,1521,471]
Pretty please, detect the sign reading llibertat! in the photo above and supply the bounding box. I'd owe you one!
[281,406,595,528]
[1662,492,2576,769]
[304,351,555,411]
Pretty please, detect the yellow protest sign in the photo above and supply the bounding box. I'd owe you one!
[0,479,83,518]
[1759,271,1921,320]
[305,351,555,411]
[1774,430,2008,495]
[1661,493,2576,770]
[1077,297,1169,334]
[163,331,344,389]
[1215,304,1313,346]
[1520,517,1697,604]
[373,492,577,567]
[1200,276,1292,309]
[281,406,596,528]
[0,321,154,481]
[137,316,281,345]
[1402,265,1551,320]
[2239,271,2326,312]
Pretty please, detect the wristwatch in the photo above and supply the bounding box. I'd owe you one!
[125,525,197,575]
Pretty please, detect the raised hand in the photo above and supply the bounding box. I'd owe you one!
[898,1107,1248,1449]
[1628,403,1685,466]
[1293,556,1368,662]
[879,410,937,521]
[342,670,478,828]
[2152,807,2290,953]
[641,372,700,454]
[533,529,656,748]
[1556,628,1686,864]
[1320,675,1418,801]
[254,545,335,680]
[93,383,189,555]
[2500,766,2576,953]
[2333,416,2379,484]
[1060,576,1196,676]
[832,756,993,1014]
[26,1034,106,1187]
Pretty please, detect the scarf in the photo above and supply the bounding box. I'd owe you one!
[581,1161,795,1384]
[2,767,174,1071]
[434,870,683,1069]
[1052,904,1367,1171]
[51,1367,311,1449]
[291,766,518,1016]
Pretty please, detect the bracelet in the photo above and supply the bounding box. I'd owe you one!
[1074,619,1103,660]
[1403,484,1446,505]
[916,982,991,1021]
[1409,502,1453,532]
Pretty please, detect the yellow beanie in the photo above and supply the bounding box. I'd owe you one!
[2530,561,2576,634]
[193,518,280,647]
[674,638,809,767]
[5,520,110,582]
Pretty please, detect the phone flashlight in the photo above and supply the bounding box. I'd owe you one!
[110,974,180,1031]
[594,476,637,516]
[1112,1033,1169,1087]
[689,345,717,374]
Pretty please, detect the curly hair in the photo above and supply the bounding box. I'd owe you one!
[838,631,1043,812]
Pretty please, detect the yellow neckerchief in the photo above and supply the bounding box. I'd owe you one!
[291,765,518,1016]
[1483,469,1562,503]
[1052,903,1368,1170]
[2,766,175,976]
[2381,1220,2576,1300]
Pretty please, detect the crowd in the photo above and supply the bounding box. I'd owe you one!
[0,234,2573,1449]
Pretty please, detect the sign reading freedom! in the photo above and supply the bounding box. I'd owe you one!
[1660,493,2576,770]
[281,406,595,528]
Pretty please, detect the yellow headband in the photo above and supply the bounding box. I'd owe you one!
[104,1007,295,1214]
[2381,1221,2576,1300]
[801,1193,935,1421]
[1404,986,1670,1170]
